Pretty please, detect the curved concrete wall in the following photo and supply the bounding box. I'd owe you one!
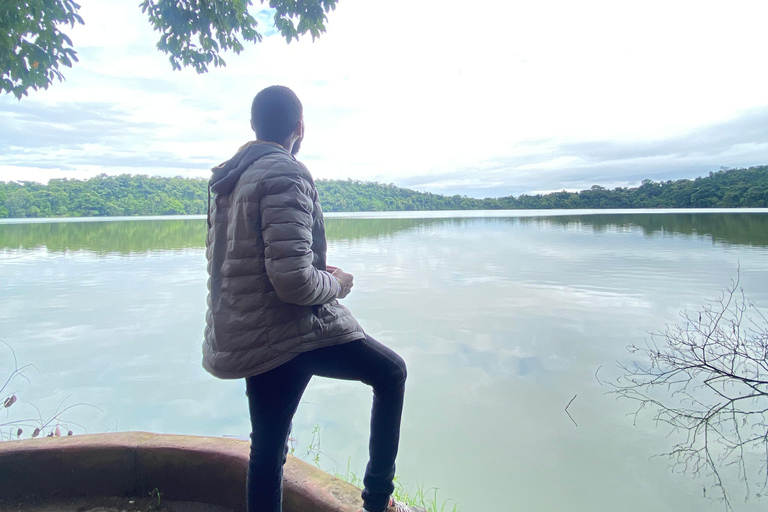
[0,432,363,512]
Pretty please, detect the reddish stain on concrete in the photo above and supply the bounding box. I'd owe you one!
[0,432,363,512]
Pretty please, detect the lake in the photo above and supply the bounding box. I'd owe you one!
[2,209,768,512]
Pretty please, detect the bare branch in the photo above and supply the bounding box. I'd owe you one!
[612,271,768,509]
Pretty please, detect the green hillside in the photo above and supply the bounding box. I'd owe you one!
[0,165,766,218]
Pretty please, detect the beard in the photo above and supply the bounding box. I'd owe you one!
[291,136,302,155]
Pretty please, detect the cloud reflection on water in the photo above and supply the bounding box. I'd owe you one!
[1,212,768,511]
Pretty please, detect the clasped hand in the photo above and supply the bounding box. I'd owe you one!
[328,266,354,299]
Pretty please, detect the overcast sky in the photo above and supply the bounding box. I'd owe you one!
[1,0,767,198]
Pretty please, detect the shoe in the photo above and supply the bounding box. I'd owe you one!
[360,497,426,512]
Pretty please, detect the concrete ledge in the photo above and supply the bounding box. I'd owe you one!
[0,432,363,512]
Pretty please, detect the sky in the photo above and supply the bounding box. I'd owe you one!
[1,0,767,198]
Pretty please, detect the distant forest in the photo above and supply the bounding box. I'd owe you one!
[0,165,766,218]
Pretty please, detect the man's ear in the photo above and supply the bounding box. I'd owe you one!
[250,119,255,133]
[296,118,304,139]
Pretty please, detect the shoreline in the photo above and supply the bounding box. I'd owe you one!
[1,207,768,224]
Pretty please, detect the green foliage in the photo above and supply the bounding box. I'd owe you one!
[3,0,337,98]
[0,174,207,219]
[269,0,338,42]
[0,0,84,99]
[316,179,481,212]
[0,166,767,220]
[140,0,261,73]
[316,166,768,212]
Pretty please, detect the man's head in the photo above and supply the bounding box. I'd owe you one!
[250,86,303,154]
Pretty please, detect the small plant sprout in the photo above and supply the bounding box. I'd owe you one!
[149,487,163,509]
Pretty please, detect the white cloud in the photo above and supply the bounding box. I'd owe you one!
[1,0,767,195]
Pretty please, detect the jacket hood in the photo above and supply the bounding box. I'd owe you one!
[209,141,289,195]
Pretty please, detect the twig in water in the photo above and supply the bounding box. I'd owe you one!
[594,365,604,386]
[565,394,578,427]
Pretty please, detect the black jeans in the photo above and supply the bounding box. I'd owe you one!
[245,334,407,512]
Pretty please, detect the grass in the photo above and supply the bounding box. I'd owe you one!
[297,425,460,512]
[333,459,459,512]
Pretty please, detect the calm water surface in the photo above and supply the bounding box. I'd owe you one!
[2,210,768,512]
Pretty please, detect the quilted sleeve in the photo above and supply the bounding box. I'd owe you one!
[259,169,341,305]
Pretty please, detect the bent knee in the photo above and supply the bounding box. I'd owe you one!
[382,348,407,384]
[381,354,407,392]
[361,334,408,387]
[396,355,407,383]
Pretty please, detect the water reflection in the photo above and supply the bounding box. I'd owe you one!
[1,211,767,253]
[0,218,206,254]
[1,211,768,512]
[520,212,768,247]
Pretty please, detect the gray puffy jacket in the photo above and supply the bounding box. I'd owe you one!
[203,141,364,379]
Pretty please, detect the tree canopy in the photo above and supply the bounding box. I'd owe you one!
[2,0,337,98]
[0,165,767,219]
[1,0,83,99]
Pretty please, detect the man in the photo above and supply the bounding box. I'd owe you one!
[204,85,423,512]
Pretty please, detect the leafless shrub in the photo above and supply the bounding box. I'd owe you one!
[615,272,768,510]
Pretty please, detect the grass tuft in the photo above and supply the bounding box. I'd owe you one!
[300,425,460,512]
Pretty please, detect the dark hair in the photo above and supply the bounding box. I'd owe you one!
[250,86,303,143]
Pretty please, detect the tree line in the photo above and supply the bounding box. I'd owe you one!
[0,165,766,219]
[0,174,208,218]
